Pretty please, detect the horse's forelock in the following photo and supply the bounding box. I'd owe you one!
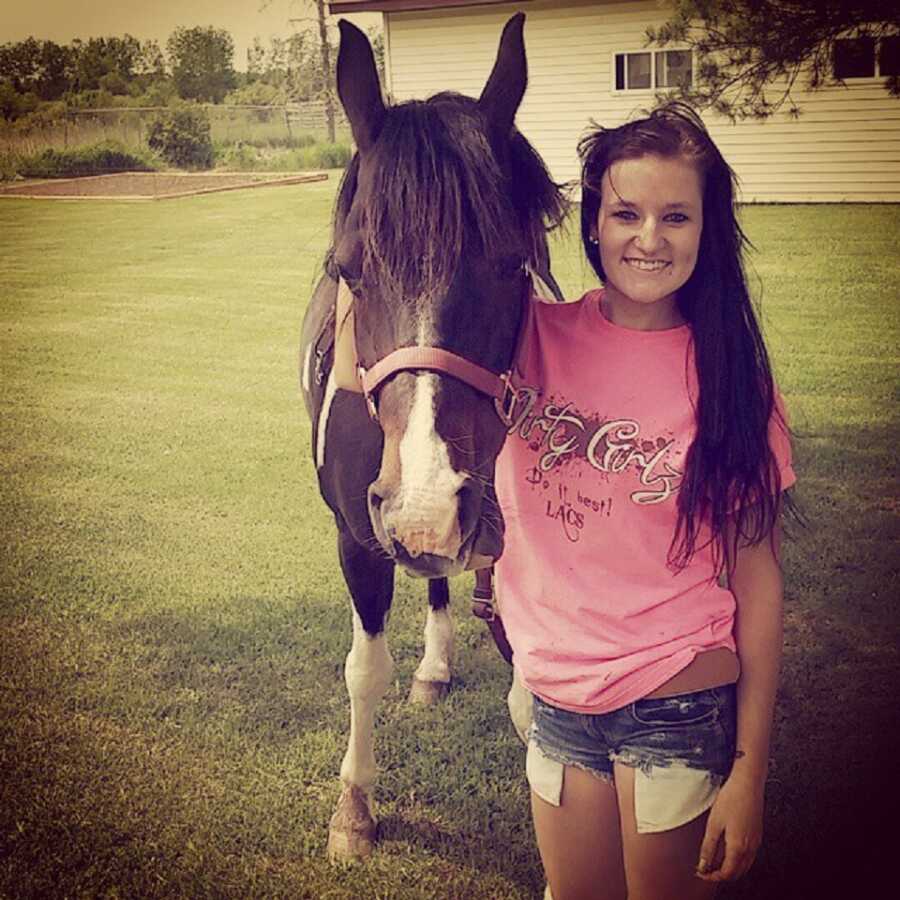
[358,95,527,301]
[329,94,569,301]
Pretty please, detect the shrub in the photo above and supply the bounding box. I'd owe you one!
[0,83,39,122]
[147,107,213,169]
[13,102,68,131]
[0,150,20,181]
[250,132,317,150]
[306,141,352,169]
[98,72,130,96]
[134,81,178,108]
[324,142,352,168]
[63,89,120,109]
[17,140,154,178]
[211,140,352,173]
[215,143,259,170]
[223,82,284,108]
[215,133,317,154]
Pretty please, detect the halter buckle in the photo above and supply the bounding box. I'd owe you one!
[496,371,519,426]
[358,365,379,421]
[314,348,327,386]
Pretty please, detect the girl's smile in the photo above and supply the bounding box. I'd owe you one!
[623,258,670,272]
[594,153,703,330]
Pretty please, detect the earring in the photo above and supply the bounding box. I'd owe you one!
[589,236,599,245]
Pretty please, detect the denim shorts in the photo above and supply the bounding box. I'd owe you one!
[526,684,737,833]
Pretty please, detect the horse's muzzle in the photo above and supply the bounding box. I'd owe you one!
[367,476,503,578]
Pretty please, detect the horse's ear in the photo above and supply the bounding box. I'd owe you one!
[478,12,527,137]
[336,19,385,154]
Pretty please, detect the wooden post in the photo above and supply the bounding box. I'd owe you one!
[316,0,336,143]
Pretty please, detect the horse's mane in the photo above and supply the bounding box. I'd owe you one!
[327,92,568,301]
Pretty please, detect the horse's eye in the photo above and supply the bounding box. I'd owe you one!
[337,265,363,294]
[334,232,364,291]
[493,257,525,279]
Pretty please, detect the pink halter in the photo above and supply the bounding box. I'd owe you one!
[356,276,535,423]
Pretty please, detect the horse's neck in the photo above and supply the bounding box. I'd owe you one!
[528,234,564,302]
[527,264,564,303]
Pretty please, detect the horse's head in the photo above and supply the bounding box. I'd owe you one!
[332,15,565,578]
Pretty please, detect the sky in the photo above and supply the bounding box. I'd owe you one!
[1,1,381,71]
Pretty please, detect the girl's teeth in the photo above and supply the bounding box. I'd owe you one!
[626,259,668,271]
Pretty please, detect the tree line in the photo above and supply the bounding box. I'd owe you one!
[0,25,384,123]
[6,2,893,126]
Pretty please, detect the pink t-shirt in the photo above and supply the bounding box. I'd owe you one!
[494,289,796,714]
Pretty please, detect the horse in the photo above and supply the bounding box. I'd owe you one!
[298,14,566,860]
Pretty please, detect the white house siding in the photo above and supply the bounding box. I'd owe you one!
[382,0,900,202]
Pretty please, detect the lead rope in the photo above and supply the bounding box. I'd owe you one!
[471,266,562,666]
[472,566,513,665]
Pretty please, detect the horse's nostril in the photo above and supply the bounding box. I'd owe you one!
[367,483,385,522]
[457,478,483,540]
[367,484,398,556]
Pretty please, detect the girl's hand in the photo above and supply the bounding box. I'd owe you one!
[695,771,764,882]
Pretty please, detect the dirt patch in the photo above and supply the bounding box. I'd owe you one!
[0,171,328,200]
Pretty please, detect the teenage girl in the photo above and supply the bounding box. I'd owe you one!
[495,103,794,899]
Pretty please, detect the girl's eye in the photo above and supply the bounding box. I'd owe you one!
[665,213,689,224]
[612,210,638,221]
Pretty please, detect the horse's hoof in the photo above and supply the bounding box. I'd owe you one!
[327,825,376,861]
[408,677,449,705]
[327,785,377,861]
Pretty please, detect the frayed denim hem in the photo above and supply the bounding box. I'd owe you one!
[608,748,728,787]
[529,732,615,786]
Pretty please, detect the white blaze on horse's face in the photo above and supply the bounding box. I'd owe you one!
[395,373,466,560]
[369,313,469,570]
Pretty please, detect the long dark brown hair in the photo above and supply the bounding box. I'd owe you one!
[327,91,568,299]
[579,102,790,571]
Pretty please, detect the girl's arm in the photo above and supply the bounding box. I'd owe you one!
[697,514,784,883]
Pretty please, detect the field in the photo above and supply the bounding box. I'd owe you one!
[0,107,349,158]
[0,172,327,200]
[0,108,352,180]
[1,178,898,899]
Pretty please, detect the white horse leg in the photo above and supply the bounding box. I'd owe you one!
[327,609,394,860]
[409,604,454,704]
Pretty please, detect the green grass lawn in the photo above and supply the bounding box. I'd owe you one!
[1,182,898,899]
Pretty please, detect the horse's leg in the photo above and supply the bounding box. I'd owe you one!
[408,578,454,705]
[328,528,394,861]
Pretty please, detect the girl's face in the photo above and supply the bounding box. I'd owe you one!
[594,153,703,329]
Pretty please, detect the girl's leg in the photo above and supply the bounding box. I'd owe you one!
[613,762,718,900]
[531,765,627,900]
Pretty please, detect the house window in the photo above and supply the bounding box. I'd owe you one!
[656,50,693,88]
[614,50,693,92]
[834,35,899,79]
[834,37,876,78]
[615,52,651,90]
[880,36,900,77]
